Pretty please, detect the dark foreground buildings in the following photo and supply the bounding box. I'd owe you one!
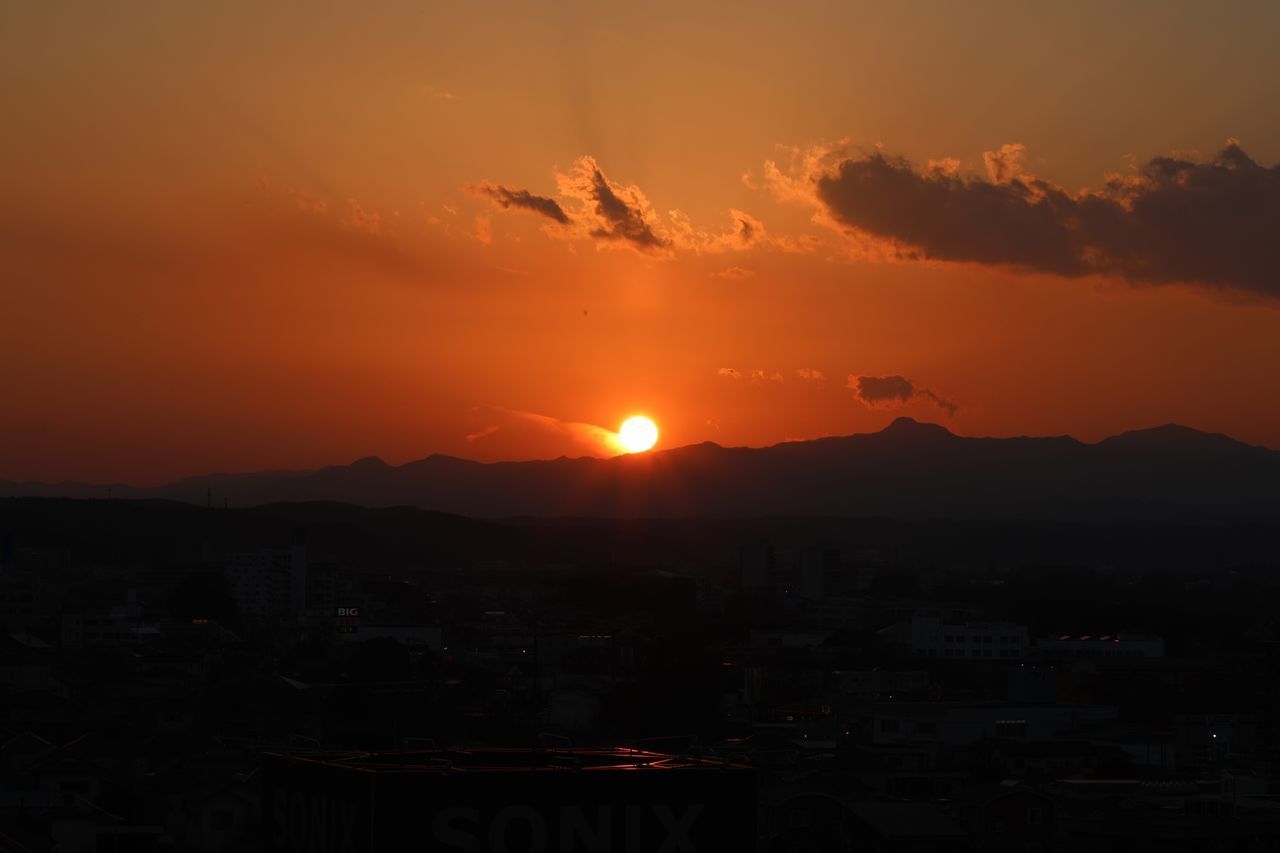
[5,499,1280,851]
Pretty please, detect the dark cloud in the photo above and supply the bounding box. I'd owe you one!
[813,141,1280,296]
[850,374,958,416]
[852,375,915,405]
[474,157,788,256]
[470,182,571,224]
[583,166,670,250]
[474,157,672,254]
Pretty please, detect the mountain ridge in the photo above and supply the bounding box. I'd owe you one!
[3,418,1278,521]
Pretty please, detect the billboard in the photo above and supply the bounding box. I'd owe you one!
[262,751,756,852]
[264,754,372,853]
[335,606,360,634]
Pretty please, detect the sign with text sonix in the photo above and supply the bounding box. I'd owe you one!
[262,753,756,852]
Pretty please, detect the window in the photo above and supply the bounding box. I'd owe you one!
[783,804,814,824]
[1026,806,1043,826]
[880,718,900,734]
[212,810,234,830]
[995,719,1028,738]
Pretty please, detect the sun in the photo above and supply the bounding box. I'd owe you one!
[617,415,659,453]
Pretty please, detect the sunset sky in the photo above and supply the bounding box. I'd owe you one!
[5,1,1280,484]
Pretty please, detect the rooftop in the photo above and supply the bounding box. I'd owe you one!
[266,748,752,774]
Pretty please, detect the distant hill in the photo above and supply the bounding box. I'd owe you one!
[3,497,1279,576]
[3,418,1279,521]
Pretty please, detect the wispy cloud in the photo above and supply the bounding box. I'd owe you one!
[464,406,624,456]
[345,198,382,235]
[473,214,492,246]
[719,367,785,383]
[712,266,755,280]
[464,425,499,442]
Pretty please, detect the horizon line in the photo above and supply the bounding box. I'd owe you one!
[1,416,1270,491]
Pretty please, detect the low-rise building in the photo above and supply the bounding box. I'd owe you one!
[909,615,1028,660]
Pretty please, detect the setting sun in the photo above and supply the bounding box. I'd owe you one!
[617,416,659,454]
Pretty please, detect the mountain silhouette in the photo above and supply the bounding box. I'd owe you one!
[3,418,1278,520]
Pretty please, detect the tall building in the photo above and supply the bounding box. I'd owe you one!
[739,543,773,590]
[226,535,308,619]
[798,546,837,601]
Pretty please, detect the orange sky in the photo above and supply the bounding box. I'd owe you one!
[4,1,1280,484]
